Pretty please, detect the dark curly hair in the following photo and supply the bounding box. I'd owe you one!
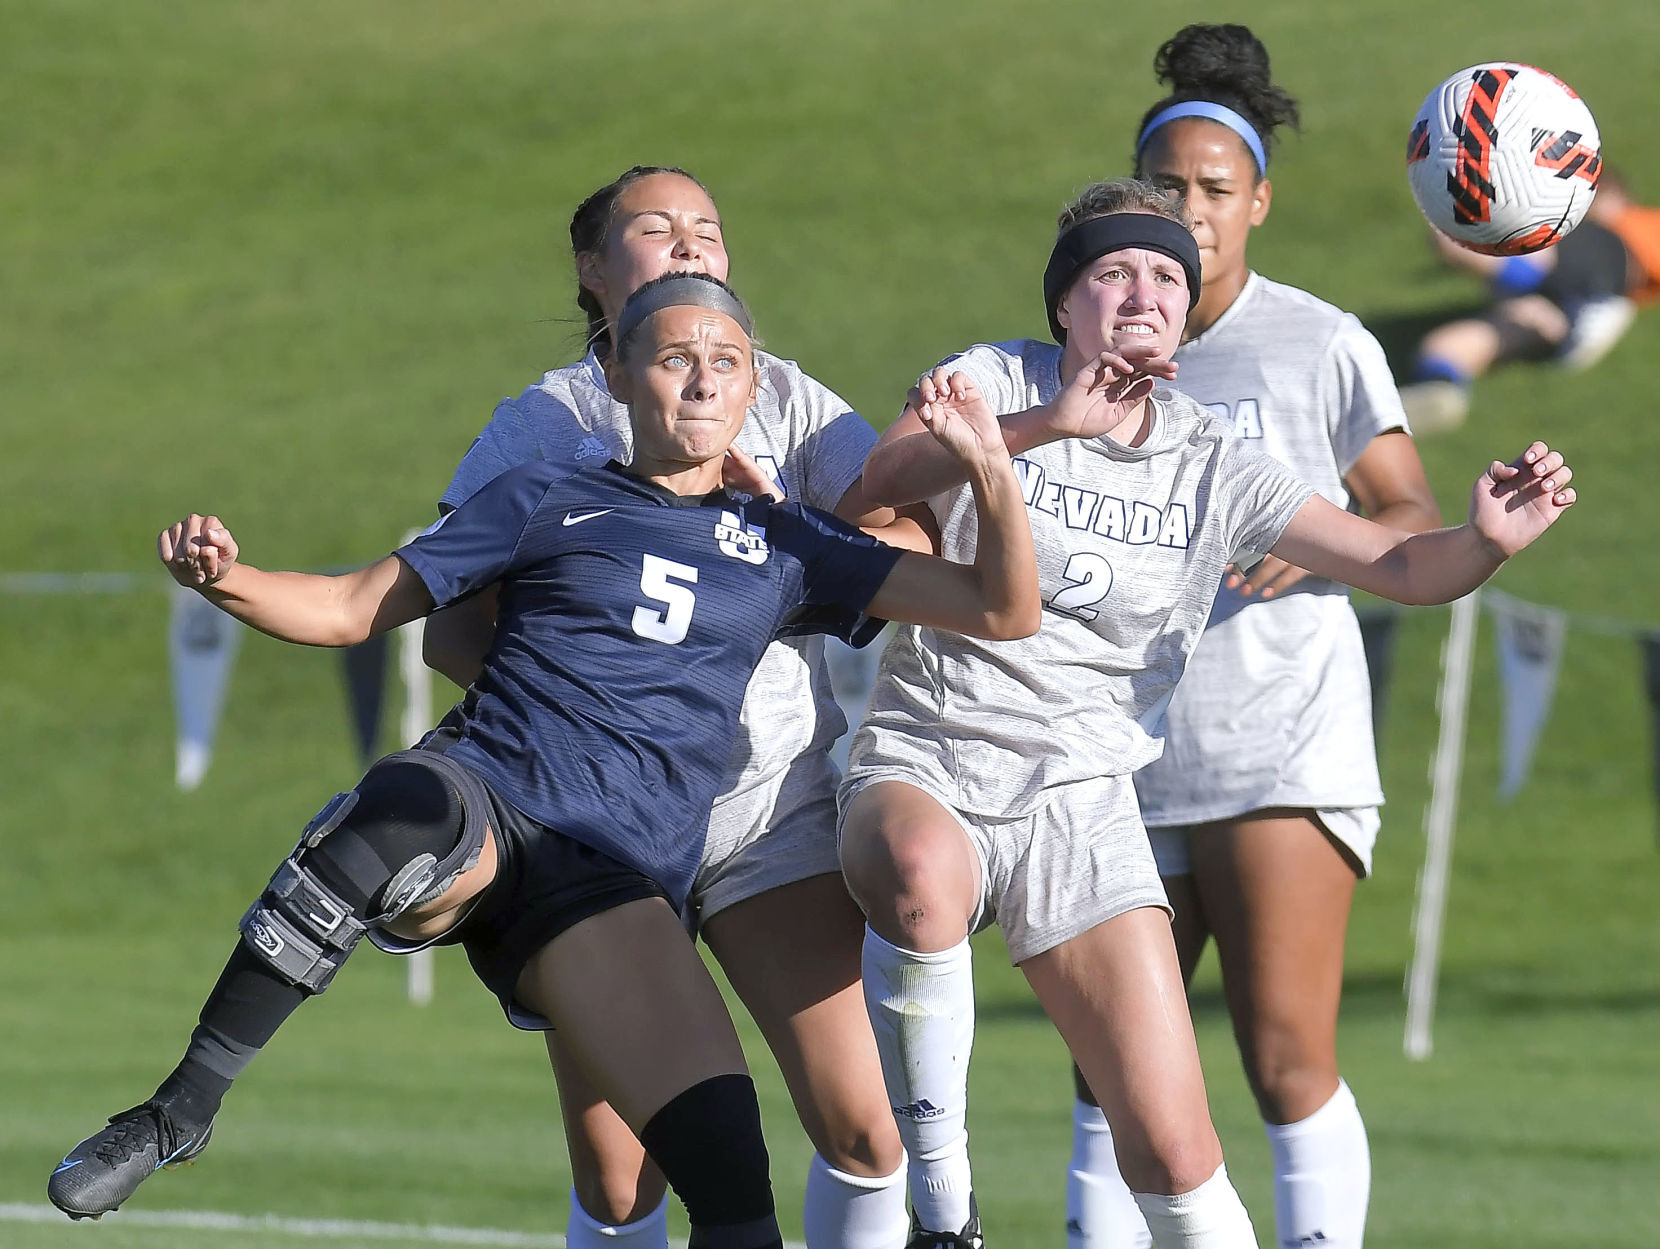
[1133,24,1300,176]
[568,165,714,356]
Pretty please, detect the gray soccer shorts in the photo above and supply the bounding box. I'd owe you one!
[839,767,1169,964]
[686,744,844,931]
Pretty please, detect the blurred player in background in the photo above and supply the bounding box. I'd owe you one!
[424,165,932,1249]
[48,274,1041,1244]
[849,178,1576,1249]
[1400,166,1660,432]
[1061,26,1442,1249]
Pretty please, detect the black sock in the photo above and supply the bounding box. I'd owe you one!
[154,762,466,1125]
[156,945,306,1125]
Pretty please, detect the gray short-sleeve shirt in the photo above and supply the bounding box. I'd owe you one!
[847,338,1314,816]
[1132,275,1402,826]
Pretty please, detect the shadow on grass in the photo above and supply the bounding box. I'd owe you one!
[1360,301,1492,375]
[976,967,1660,1026]
[1193,969,1660,1021]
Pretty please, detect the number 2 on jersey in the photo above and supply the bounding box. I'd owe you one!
[1048,551,1113,621]
[632,553,699,644]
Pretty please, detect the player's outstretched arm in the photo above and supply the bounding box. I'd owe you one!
[860,352,1176,506]
[159,513,434,647]
[864,375,1041,639]
[1269,441,1577,605]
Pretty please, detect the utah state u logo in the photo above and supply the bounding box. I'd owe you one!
[715,511,769,565]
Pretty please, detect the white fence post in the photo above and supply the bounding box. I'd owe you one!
[399,541,436,1008]
[1404,591,1480,1060]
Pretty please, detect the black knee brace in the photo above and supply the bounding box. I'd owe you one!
[640,1074,780,1249]
[239,753,485,992]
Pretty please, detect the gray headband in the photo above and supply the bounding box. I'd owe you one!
[614,275,754,352]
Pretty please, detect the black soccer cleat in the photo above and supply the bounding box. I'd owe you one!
[47,1101,214,1220]
[905,1196,984,1249]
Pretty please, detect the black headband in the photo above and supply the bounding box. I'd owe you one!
[1042,213,1202,343]
[615,274,754,351]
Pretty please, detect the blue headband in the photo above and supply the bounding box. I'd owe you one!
[1137,101,1267,172]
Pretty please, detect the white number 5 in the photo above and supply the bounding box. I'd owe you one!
[632,554,699,644]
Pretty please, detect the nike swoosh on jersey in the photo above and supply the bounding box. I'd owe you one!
[562,509,616,526]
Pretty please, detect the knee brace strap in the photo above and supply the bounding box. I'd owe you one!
[240,790,370,993]
[240,752,489,991]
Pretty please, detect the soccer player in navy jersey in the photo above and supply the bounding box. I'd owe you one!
[431,168,932,1249]
[48,273,1040,1249]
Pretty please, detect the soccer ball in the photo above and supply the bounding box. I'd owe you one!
[1406,63,1601,256]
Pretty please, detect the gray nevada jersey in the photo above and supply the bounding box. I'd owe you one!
[847,338,1313,817]
[442,347,877,801]
[1133,275,1405,827]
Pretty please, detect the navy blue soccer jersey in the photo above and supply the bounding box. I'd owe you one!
[396,460,902,906]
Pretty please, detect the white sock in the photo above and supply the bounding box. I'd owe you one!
[1067,1100,1152,1249]
[1132,1165,1257,1249]
[1264,1080,1370,1249]
[567,1191,669,1249]
[861,926,975,1233]
[803,1152,910,1249]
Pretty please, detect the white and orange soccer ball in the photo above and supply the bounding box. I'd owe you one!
[1407,62,1601,256]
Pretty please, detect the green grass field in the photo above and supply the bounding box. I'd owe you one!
[4,2,1659,1245]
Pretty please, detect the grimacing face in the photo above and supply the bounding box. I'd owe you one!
[611,304,757,470]
[579,173,732,323]
[1056,243,1190,366]
[1137,118,1270,297]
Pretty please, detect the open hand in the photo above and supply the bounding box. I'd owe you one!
[1224,553,1311,599]
[1469,441,1577,558]
[722,445,786,502]
[159,514,239,587]
[914,369,1004,467]
[1041,349,1178,441]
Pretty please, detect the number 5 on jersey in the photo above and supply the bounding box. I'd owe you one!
[632,553,699,644]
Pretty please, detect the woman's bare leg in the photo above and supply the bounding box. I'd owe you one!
[1188,811,1369,1248]
[704,873,908,1249]
[516,899,778,1249]
[1025,907,1255,1248]
[1065,874,1209,1249]
[546,873,908,1249]
[546,1034,668,1226]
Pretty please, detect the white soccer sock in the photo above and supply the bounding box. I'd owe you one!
[1264,1080,1370,1249]
[861,926,976,1233]
[803,1152,910,1249]
[1132,1165,1257,1249]
[1067,1099,1152,1249]
[566,1190,669,1249]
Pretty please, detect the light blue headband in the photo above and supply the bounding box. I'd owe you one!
[1137,101,1267,172]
